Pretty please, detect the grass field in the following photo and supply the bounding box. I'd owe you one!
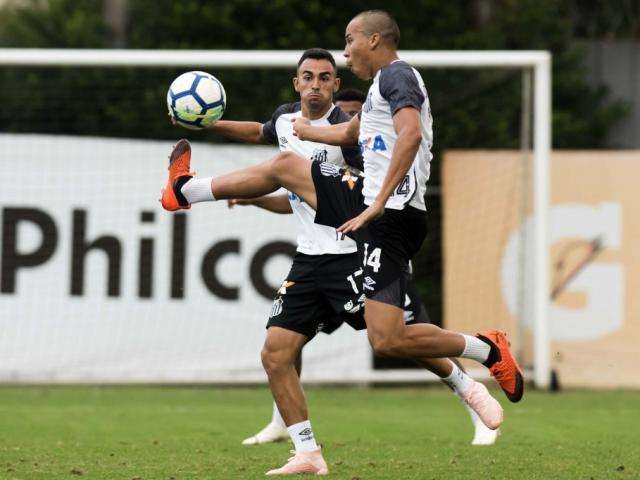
[0,386,638,480]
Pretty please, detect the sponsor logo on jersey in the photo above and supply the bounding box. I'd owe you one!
[359,135,387,153]
[311,148,328,163]
[319,163,340,177]
[363,276,377,291]
[270,297,283,318]
[278,280,295,295]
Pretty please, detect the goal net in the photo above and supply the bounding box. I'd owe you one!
[0,49,551,386]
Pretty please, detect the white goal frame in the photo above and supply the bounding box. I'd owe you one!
[0,49,551,388]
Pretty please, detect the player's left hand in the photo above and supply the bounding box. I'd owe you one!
[337,201,385,233]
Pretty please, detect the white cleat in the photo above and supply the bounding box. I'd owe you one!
[242,422,289,446]
[266,448,328,476]
[460,381,504,430]
[471,420,500,446]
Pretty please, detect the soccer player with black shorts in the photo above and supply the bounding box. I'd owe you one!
[160,22,522,472]
[229,89,497,448]
[161,49,492,474]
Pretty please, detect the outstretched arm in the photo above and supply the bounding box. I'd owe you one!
[338,107,421,233]
[292,114,360,146]
[228,194,293,214]
[207,120,266,144]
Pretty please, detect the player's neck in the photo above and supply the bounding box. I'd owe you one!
[301,102,332,121]
[371,50,400,77]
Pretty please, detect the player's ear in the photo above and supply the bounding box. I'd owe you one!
[369,32,381,50]
[293,76,300,93]
[333,77,341,92]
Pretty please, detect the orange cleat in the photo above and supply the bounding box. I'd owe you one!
[265,448,328,476]
[160,139,193,211]
[477,330,524,402]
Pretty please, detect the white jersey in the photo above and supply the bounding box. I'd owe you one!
[359,60,433,211]
[262,103,363,255]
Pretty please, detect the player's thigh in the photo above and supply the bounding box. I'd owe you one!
[271,151,317,209]
[364,297,406,350]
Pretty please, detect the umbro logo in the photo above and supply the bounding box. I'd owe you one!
[363,276,376,291]
[279,136,288,145]
[298,428,313,436]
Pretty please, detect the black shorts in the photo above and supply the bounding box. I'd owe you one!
[266,252,366,339]
[322,275,432,334]
[311,162,428,307]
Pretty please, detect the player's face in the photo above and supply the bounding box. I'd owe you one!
[335,100,363,118]
[344,19,373,80]
[293,59,340,111]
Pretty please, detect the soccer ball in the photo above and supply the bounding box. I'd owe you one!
[167,71,226,130]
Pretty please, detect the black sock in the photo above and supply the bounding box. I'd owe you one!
[477,334,501,368]
[173,175,192,206]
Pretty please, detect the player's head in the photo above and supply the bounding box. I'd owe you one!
[334,88,366,117]
[294,48,340,114]
[344,10,400,80]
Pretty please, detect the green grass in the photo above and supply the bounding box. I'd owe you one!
[0,386,638,479]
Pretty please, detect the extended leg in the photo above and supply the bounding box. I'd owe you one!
[365,299,503,430]
[160,140,318,211]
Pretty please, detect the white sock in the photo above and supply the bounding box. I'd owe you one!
[287,420,319,453]
[271,401,286,428]
[180,177,215,203]
[460,334,491,363]
[442,362,474,396]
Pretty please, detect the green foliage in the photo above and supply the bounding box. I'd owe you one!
[0,0,629,149]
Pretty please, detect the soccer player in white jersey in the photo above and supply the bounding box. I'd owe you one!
[160,31,521,472]
[229,85,498,448]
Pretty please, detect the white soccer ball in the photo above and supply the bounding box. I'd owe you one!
[167,71,226,130]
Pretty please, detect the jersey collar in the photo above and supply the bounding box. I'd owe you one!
[308,104,336,124]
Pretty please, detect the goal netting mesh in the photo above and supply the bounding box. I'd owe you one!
[0,53,547,384]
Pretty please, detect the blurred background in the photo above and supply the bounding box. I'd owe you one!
[0,0,640,386]
[1,0,637,386]
[1,1,639,479]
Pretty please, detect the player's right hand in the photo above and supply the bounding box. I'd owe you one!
[291,117,311,140]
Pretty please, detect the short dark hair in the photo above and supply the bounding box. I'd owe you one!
[334,88,366,104]
[354,10,400,47]
[297,48,337,71]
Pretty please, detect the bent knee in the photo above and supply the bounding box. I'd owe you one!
[369,337,402,358]
[270,151,302,176]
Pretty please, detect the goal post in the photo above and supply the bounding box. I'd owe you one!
[0,49,551,388]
